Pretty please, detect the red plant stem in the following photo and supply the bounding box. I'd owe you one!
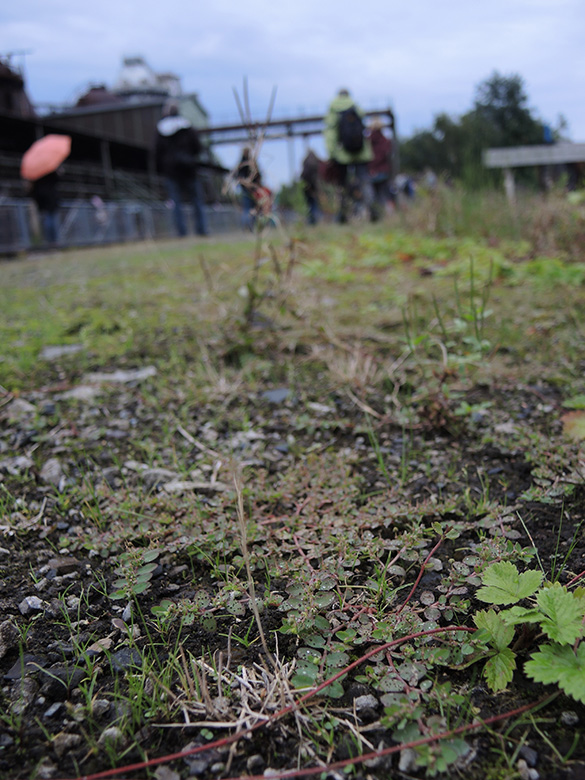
[218,693,558,780]
[292,533,315,571]
[59,625,473,780]
[396,529,448,615]
[566,568,585,587]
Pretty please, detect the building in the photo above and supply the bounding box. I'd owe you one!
[0,55,225,203]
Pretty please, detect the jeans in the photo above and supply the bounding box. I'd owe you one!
[41,210,59,244]
[240,189,256,231]
[165,176,208,236]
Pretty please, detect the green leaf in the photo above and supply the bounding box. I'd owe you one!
[536,584,585,644]
[562,394,585,410]
[137,563,158,576]
[525,644,585,704]
[291,673,317,689]
[473,609,514,650]
[325,651,350,667]
[501,606,543,625]
[483,647,516,692]
[336,628,357,643]
[476,562,543,605]
[323,680,344,698]
[314,591,335,608]
[133,580,151,594]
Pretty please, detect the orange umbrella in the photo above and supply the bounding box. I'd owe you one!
[21,134,71,181]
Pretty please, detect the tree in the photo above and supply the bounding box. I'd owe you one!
[400,72,546,188]
[472,72,544,148]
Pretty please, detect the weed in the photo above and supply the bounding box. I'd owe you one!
[473,561,585,702]
[109,548,160,600]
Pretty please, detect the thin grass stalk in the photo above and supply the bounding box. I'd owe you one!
[233,471,271,662]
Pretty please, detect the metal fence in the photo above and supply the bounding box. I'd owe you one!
[0,198,244,254]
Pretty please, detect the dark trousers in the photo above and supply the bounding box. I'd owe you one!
[165,176,208,236]
[337,163,374,222]
[41,210,59,244]
[304,188,320,225]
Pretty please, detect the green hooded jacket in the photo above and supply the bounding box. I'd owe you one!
[324,93,373,165]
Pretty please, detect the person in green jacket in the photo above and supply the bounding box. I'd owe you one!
[324,88,376,223]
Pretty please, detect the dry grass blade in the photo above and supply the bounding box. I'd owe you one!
[233,469,272,663]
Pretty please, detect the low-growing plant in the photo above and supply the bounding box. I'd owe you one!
[473,561,585,701]
[109,548,160,600]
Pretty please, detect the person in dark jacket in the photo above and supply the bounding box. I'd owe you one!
[300,150,321,225]
[155,101,208,236]
[324,88,375,223]
[31,171,60,245]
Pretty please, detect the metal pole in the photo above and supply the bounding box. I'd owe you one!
[286,124,296,182]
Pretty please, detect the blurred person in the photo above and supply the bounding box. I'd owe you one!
[155,100,208,237]
[368,118,395,216]
[31,171,61,246]
[323,88,374,223]
[300,149,321,225]
[235,146,263,230]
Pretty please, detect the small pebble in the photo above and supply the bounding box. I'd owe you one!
[561,710,579,727]
[19,595,44,615]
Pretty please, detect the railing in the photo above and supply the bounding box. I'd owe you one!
[0,198,245,255]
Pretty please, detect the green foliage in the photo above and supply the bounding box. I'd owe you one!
[473,609,516,691]
[276,180,306,214]
[504,583,585,644]
[525,644,585,704]
[400,71,546,187]
[476,561,543,605]
[383,683,471,776]
[474,563,585,701]
[110,548,160,600]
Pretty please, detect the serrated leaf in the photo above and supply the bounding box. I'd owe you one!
[536,584,585,644]
[501,606,543,625]
[477,562,543,605]
[525,644,585,704]
[473,609,514,650]
[574,588,585,612]
[483,647,516,692]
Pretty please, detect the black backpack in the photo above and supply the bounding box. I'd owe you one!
[337,107,364,153]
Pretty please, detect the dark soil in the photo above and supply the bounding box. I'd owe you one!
[1,373,585,780]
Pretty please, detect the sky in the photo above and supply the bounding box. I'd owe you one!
[3,0,584,190]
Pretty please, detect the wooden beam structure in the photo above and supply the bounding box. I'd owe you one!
[483,143,585,203]
[483,144,585,169]
[201,109,396,146]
